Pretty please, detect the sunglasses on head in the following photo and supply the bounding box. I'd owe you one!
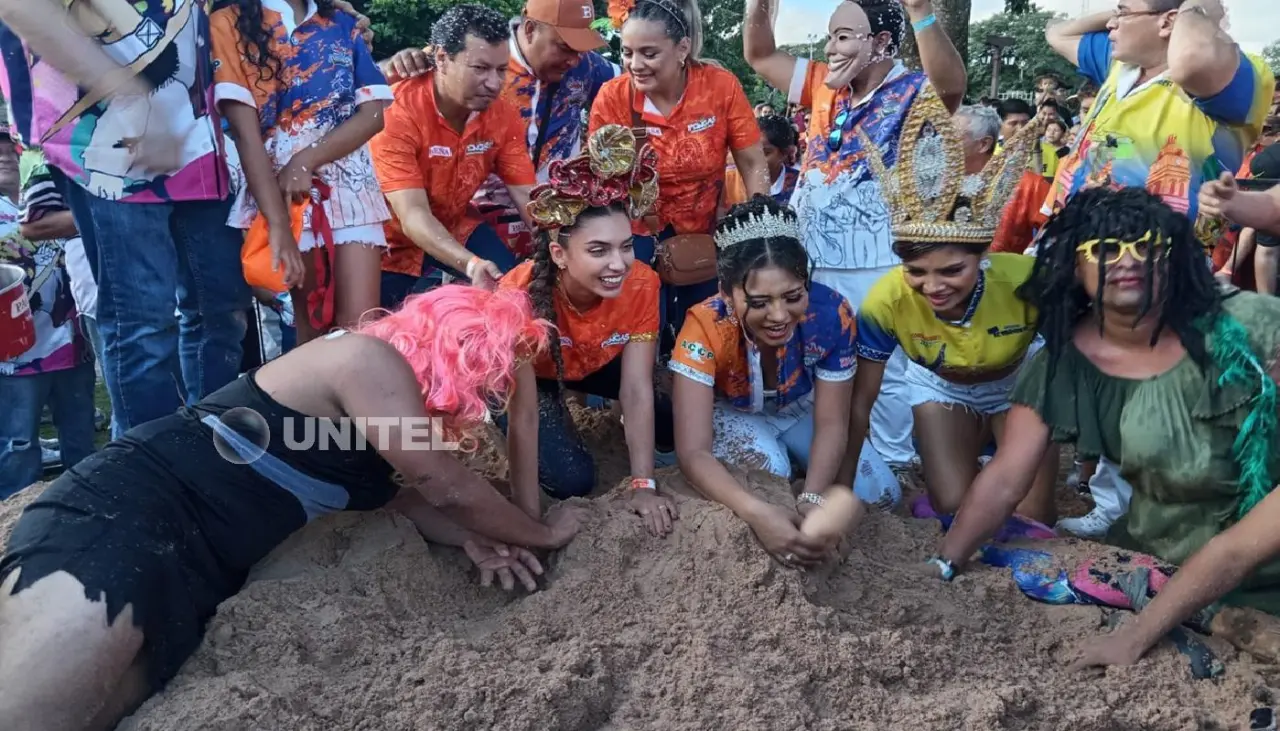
[1075,231,1166,265]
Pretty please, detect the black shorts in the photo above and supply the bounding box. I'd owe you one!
[0,414,307,689]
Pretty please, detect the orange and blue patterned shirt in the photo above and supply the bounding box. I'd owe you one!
[669,282,856,412]
[210,0,393,231]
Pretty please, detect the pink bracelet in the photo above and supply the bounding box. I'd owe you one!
[630,478,656,491]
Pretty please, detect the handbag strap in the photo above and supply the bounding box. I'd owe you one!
[629,87,663,238]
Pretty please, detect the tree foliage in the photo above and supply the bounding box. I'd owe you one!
[1264,40,1280,78]
[965,5,1078,99]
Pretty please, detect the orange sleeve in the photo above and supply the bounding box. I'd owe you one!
[498,260,535,292]
[209,9,257,109]
[991,172,1047,255]
[796,61,827,109]
[494,102,537,186]
[722,166,747,208]
[369,82,427,193]
[723,75,761,152]
[628,266,661,341]
[668,308,719,387]
[588,77,629,136]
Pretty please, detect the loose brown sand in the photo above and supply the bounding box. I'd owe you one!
[2,410,1275,730]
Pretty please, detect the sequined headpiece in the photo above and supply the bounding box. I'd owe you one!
[714,207,800,250]
[526,125,659,231]
[857,84,1039,245]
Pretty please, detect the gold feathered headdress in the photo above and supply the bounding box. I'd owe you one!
[857,84,1040,245]
[526,125,659,231]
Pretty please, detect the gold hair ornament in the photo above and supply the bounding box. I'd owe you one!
[525,125,659,231]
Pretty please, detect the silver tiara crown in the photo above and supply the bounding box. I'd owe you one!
[714,209,799,250]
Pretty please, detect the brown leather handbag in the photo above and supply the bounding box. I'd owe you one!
[630,98,719,286]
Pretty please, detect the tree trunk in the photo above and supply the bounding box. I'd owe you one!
[900,0,971,72]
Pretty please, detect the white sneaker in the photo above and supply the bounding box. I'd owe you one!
[1056,509,1114,539]
[41,445,61,468]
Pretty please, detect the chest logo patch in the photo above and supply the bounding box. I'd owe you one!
[466,141,494,155]
[687,116,717,134]
[428,145,452,158]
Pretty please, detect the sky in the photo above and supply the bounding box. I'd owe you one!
[772,0,1275,54]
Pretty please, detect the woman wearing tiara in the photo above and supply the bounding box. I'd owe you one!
[499,126,679,537]
[835,86,1059,528]
[669,195,897,568]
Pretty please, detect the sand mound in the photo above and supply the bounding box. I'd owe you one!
[0,424,1273,729]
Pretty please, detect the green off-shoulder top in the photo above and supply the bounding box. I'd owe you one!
[1010,291,1280,614]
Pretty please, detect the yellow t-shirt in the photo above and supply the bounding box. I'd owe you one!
[854,253,1038,379]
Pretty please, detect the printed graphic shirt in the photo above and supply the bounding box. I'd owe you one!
[787,59,927,272]
[0,175,84,376]
[470,24,619,258]
[370,72,537,277]
[1044,32,1275,234]
[669,281,856,413]
[0,0,227,203]
[210,0,393,231]
[855,253,1038,379]
[589,63,760,237]
[18,149,95,320]
[500,260,660,382]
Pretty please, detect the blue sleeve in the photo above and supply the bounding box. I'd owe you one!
[815,295,857,380]
[350,22,389,91]
[1194,49,1264,125]
[854,312,897,362]
[1076,32,1113,87]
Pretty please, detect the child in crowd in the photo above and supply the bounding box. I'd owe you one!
[0,129,95,499]
[211,0,393,343]
[721,114,800,212]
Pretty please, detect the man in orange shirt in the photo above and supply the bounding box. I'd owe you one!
[370,4,538,308]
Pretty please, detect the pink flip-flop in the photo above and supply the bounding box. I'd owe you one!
[1070,552,1173,609]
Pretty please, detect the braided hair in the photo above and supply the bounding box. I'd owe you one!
[527,204,628,402]
[715,195,811,296]
[1017,186,1222,394]
[234,0,336,89]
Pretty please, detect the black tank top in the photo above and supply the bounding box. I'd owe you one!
[188,370,401,514]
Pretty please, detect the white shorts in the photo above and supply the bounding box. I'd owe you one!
[904,337,1044,415]
[297,223,387,253]
[711,397,900,508]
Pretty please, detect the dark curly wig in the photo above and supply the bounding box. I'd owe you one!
[234,0,336,90]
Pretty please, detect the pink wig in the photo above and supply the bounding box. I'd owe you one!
[356,285,550,436]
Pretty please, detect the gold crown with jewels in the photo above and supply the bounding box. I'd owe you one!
[857,84,1040,245]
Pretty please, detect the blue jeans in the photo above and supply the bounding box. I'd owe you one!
[381,224,516,310]
[58,174,249,438]
[80,314,121,436]
[0,363,98,499]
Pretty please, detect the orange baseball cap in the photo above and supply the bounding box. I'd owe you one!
[524,0,606,53]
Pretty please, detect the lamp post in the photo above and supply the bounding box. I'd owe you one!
[985,34,1016,99]
[806,33,819,59]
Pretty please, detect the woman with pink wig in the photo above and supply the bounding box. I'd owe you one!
[0,285,579,731]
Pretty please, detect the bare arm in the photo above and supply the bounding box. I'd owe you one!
[384,189,478,273]
[1044,12,1111,67]
[221,103,291,229]
[619,340,658,481]
[506,363,542,520]
[1093,485,1280,663]
[741,0,798,95]
[1220,186,1280,233]
[284,101,387,175]
[937,404,1052,568]
[1166,0,1241,100]
[19,210,78,242]
[836,358,885,486]
[334,340,570,549]
[1256,242,1279,295]
[1217,228,1256,285]
[730,143,771,201]
[802,377,853,496]
[0,0,153,100]
[904,0,965,113]
[672,373,763,519]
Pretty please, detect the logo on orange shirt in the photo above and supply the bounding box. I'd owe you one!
[428,145,452,157]
[466,141,494,155]
[687,116,717,134]
[680,340,713,363]
[601,332,630,347]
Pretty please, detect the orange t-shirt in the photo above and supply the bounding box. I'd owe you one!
[589,64,760,237]
[370,72,537,277]
[499,260,661,381]
[991,170,1051,255]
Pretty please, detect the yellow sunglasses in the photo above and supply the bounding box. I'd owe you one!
[1075,232,1166,265]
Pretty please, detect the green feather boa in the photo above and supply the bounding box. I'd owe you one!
[1204,311,1279,519]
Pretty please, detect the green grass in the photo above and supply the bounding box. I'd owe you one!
[38,376,113,479]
